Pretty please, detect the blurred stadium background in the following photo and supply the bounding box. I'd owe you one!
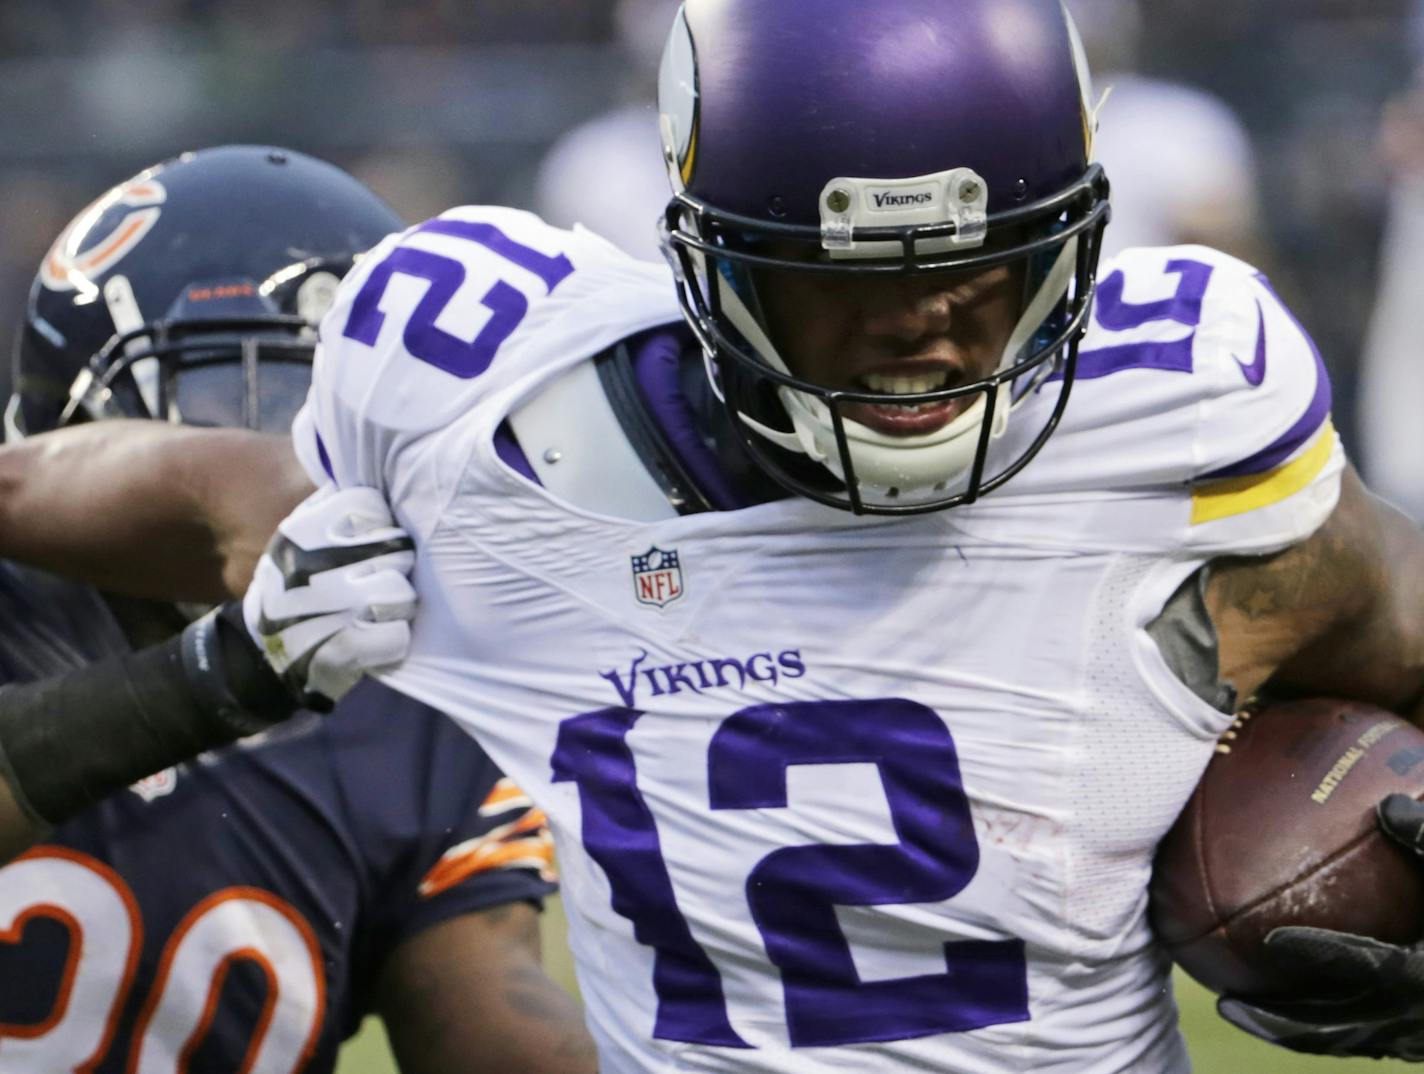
[2,0,1422,1070]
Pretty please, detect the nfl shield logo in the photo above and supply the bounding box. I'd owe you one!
[631,546,685,608]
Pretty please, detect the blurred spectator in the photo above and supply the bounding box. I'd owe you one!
[532,0,675,261]
[1358,63,1424,521]
[532,103,666,262]
[1136,0,1416,456]
[1070,0,1267,264]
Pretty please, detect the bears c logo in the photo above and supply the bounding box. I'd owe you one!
[41,178,167,292]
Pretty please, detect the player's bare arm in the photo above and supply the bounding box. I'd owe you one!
[1205,464,1424,714]
[1192,466,1424,1057]
[0,480,416,865]
[0,424,362,861]
[376,902,598,1074]
[0,422,312,602]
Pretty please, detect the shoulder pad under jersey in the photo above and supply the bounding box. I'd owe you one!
[291,205,682,530]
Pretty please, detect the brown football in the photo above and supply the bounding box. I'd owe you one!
[1150,697,1424,999]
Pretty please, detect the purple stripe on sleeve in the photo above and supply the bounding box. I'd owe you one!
[1201,275,1332,480]
[315,432,335,482]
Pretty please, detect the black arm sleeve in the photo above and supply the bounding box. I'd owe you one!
[0,601,298,826]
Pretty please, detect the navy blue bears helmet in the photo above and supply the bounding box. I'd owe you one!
[10,145,404,438]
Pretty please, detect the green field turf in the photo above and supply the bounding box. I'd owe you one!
[334,896,1414,1073]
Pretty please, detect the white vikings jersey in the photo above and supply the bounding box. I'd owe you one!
[292,207,1342,1073]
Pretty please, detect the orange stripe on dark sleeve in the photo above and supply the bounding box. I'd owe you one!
[419,829,556,898]
[480,778,534,816]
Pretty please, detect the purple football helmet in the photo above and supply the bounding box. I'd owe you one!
[660,0,1110,515]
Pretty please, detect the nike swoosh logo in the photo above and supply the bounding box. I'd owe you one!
[1233,301,1267,386]
[267,530,415,590]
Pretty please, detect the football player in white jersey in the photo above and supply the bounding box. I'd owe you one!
[5,0,1424,1069]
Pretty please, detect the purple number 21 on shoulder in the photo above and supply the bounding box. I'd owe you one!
[342,218,573,378]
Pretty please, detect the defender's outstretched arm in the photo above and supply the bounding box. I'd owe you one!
[0,421,314,602]
[0,601,297,864]
[0,480,416,867]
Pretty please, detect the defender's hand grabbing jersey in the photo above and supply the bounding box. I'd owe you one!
[297,207,1342,1072]
[0,565,554,1073]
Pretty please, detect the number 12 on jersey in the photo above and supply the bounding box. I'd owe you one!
[551,698,1030,1049]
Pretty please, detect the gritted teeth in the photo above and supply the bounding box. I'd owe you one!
[861,370,951,395]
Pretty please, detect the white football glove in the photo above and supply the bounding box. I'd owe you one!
[243,484,417,710]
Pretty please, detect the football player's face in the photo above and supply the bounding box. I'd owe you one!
[755,263,1023,437]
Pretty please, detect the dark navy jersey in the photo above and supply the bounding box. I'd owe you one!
[0,563,555,1072]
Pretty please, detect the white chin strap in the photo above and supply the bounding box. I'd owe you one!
[725,235,1080,501]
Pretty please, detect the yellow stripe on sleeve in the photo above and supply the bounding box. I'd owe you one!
[1190,421,1336,526]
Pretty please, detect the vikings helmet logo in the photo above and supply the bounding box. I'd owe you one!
[658,6,700,192]
[41,177,167,293]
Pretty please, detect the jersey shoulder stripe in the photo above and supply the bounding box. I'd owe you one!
[1190,419,1337,525]
[983,245,1342,556]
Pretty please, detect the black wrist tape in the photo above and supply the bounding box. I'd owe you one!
[180,602,298,733]
[0,600,297,826]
